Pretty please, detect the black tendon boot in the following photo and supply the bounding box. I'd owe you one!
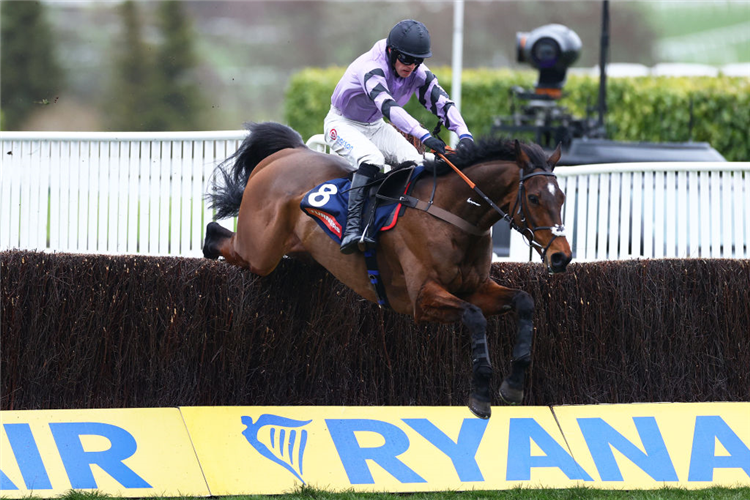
[340,163,380,254]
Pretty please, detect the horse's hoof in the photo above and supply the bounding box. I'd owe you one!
[203,242,220,260]
[468,395,491,419]
[203,222,224,259]
[499,380,524,405]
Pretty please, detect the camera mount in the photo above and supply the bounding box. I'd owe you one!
[492,24,605,150]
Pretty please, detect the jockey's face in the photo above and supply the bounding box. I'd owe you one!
[394,58,417,78]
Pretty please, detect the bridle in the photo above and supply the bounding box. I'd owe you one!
[508,170,567,263]
[436,152,566,264]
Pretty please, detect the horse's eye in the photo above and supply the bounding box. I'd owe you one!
[528,194,540,205]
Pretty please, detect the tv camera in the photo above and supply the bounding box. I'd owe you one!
[492,23,606,150]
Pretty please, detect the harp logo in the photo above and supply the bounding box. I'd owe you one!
[241,415,311,484]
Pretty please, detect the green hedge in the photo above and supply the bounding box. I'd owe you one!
[284,67,750,161]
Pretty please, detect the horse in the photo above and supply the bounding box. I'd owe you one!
[203,122,572,419]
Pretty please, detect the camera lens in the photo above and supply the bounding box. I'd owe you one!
[532,38,560,68]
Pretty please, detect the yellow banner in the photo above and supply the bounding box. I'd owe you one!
[554,402,750,489]
[0,408,209,498]
[180,405,584,494]
[2,403,747,497]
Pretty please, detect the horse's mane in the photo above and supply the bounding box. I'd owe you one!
[417,136,550,176]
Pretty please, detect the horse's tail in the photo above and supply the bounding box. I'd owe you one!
[206,122,306,220]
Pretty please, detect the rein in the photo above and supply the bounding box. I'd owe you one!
[436,152,565,263]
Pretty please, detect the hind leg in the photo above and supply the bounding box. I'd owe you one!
[203,222,231,259]
[203,221,251,269]
[204,204,300,276]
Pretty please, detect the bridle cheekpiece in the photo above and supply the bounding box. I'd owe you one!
[508,170,566,264]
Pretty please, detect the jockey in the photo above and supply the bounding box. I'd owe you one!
[325,19,474,254]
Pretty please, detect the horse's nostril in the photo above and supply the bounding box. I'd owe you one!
[550,252,571,271]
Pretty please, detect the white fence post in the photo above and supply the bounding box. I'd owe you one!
[1,131,248,257]
[1,132,748,261]
[554,162,750,261]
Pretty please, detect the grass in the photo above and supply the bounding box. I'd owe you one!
[642,2,750,38]
[43,486,750,500]
[640,2,750,64]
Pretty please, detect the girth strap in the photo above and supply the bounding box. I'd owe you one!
[363,248,390,308]
[395,195,489,236]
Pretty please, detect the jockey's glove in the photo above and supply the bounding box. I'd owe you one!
[457,136,474,153]
[422,135,447,155]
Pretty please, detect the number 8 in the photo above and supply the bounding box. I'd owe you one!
[308,183,338,207]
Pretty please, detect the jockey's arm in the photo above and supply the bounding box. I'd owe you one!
[363,68,430,139]
[417,69,473,142]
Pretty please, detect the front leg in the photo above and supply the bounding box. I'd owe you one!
[415,281,493,419]
[499,290,534,405]
[464,279,535,406]
[465,303,493,419]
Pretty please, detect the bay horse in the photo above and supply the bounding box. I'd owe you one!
[203,122,572,418]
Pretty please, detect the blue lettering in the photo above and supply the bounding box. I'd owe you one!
[578,417,677,481]
[326,419,425,484]
[1,470,18,490]
[403,418,487,482]
[3,423,53,489]
[49,422,151,489]
[688,416,750,481]
[507,418,592,481]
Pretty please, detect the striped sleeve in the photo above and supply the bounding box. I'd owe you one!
[362,68,429,138]
[417,69,472,139]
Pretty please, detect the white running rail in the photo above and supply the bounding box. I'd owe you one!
[3,131,749,261]
[517,161,750,261]
[1,131,247,257]
[310,134,750,261]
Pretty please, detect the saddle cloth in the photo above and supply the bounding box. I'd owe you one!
[300,165,427,243]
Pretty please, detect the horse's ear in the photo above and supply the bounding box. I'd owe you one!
[548,142,562,169]
[514,139,531,170]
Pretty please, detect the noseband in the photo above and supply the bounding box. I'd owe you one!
[508,170,566,264]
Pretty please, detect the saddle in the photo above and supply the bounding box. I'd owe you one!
[361,163,423,239]
[300,164,426,244]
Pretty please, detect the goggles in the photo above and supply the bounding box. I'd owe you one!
[395,52,423,66]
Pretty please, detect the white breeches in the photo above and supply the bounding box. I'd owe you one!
[324,107,424,172]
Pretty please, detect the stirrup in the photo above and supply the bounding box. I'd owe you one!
[357,230,376,252]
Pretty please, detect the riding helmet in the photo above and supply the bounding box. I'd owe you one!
[386,19,432,58]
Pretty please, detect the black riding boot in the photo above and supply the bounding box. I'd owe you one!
[340,163,379,254]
